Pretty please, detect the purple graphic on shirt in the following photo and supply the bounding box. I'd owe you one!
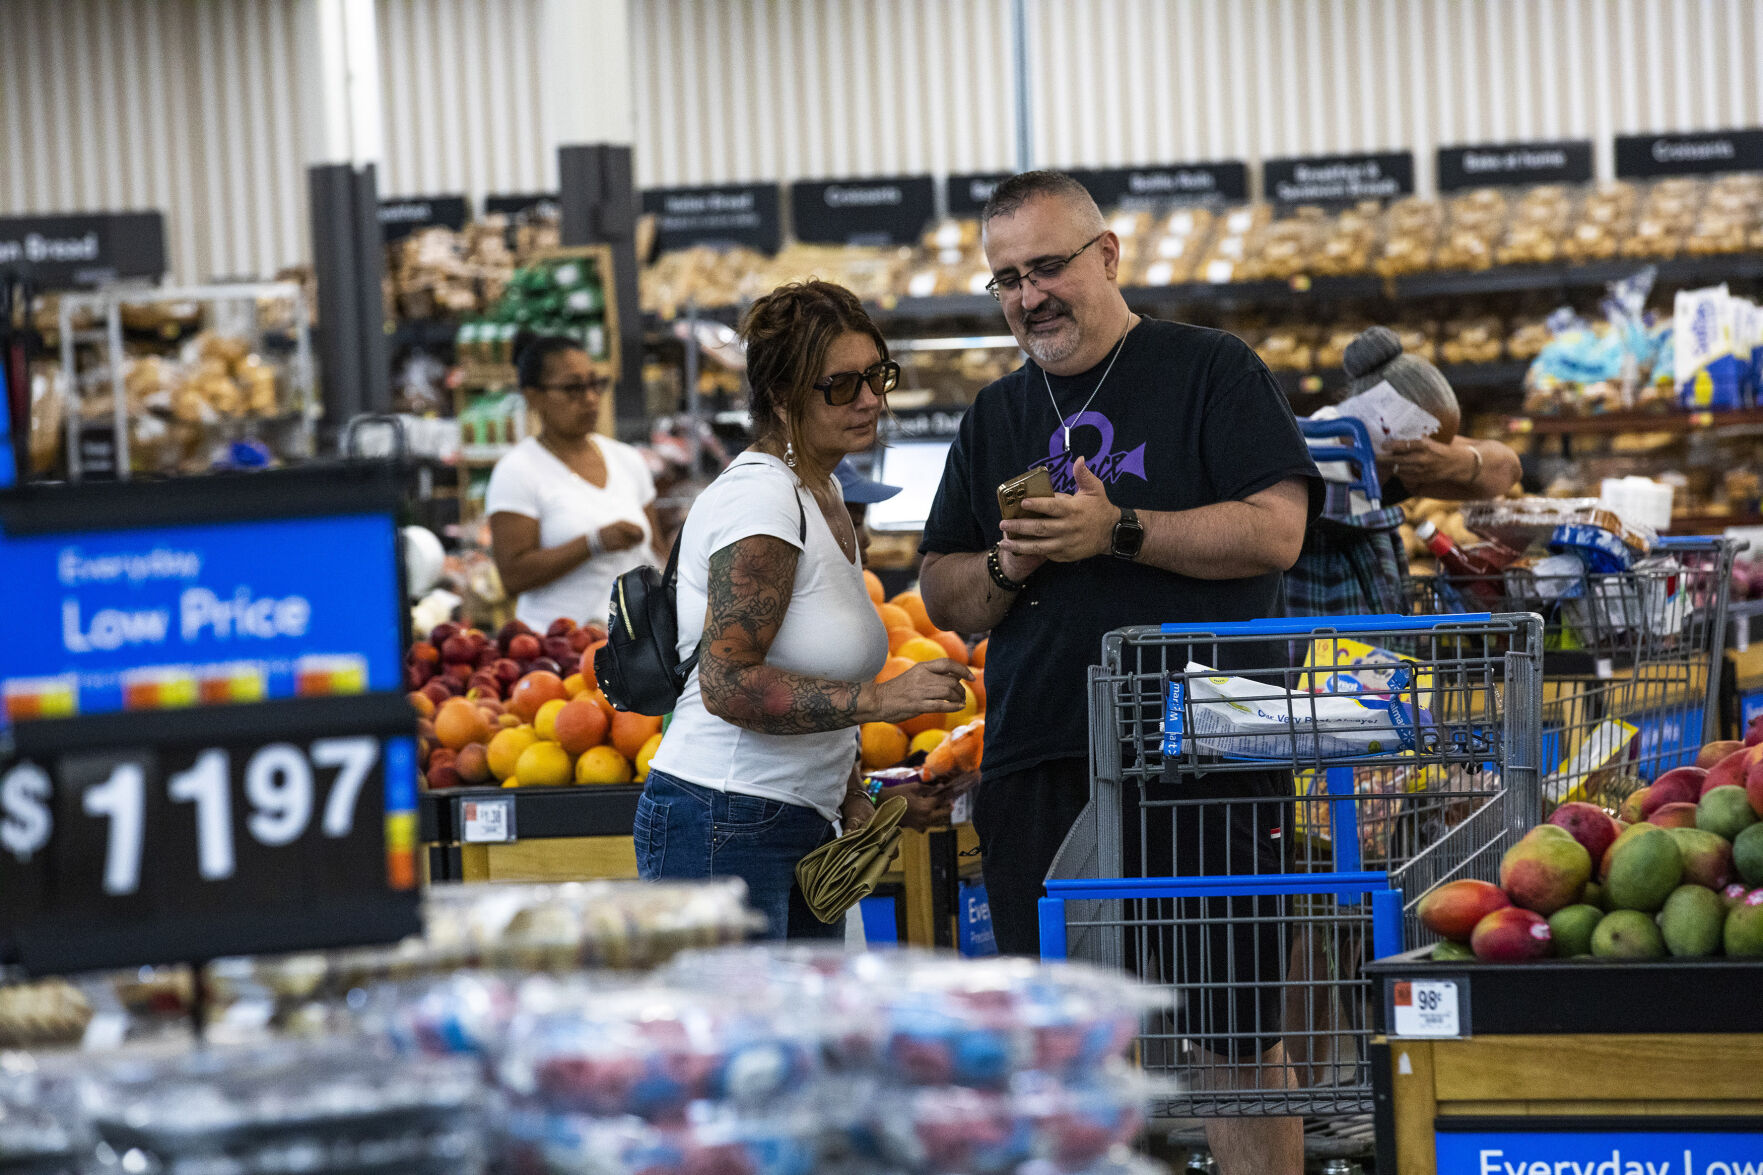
[1045,410,1148,493]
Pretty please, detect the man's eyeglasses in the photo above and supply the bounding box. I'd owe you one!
[814,360,900,406]
[984,232,1106,300]
[541,376,611,399]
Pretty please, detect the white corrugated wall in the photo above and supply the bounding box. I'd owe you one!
[373,0,555,200]
[634,0,1763,194]
[629,0,1019,187]
[7,0,1763,283]
[0,0,312,285]
[1026,0,1763,193]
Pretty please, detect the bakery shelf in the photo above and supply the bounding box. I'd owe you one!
[1271,360,1530,401]
[1668,512,1763,533]
[1392,252,1763,298]
[648,252,1763,332]
[1503,406,1763,435]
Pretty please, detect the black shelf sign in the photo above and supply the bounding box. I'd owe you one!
[1437,140,1594,191]
[641,184,783,254]
[947,173,1013,217]
[1616,129,1763,178]
[1070,162,1250,210]
[1,700,420,974]
[1263,152,1414,205]
[378,195,469,242]
[0,212,166,291]
[0,465,418,973]
[483,192,559,218]
[790,176,936,247]
[879,407,968,442]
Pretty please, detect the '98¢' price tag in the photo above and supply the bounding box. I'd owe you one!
[1391,978,1464,1038]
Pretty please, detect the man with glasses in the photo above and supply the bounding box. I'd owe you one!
[918,171,1320,1175]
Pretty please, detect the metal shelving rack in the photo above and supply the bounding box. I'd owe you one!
[58,280,316,481]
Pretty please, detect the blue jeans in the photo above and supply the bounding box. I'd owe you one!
[634,768,841,941]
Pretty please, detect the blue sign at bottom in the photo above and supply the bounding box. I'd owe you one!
[958,878,997,957]
[1437,1131,1763,1175]
[1740,690,1763,731]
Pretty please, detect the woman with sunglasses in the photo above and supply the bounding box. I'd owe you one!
[486,335,662,631]
[638,281,972,939]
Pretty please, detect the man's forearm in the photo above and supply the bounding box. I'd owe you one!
[1135,498,1306,579]
[920,550,1022,633]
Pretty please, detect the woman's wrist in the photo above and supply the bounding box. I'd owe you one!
[585,527,605,558]
[1461,443,1484,489]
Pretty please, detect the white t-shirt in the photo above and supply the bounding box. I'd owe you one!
[651,454,889,819]
[484,436,657,629]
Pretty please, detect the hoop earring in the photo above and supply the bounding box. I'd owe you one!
[784,441,797,468]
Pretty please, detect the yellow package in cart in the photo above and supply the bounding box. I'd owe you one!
[1301,636,1433,714]
[1544,717,1638,807]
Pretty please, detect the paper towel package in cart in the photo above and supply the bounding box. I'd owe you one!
[1162,661,1429,760]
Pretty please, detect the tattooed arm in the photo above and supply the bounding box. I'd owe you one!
[697,535,971,734]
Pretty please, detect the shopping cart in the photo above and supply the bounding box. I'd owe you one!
[1407,535,1739,808]
[1042,612,1543,1122]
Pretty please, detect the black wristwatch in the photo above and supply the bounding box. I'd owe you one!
[1110,507,1145,560]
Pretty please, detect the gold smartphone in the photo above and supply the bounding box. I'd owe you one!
[997,467,1055,520]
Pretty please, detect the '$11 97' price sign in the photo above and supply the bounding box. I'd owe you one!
[0,723,419,973]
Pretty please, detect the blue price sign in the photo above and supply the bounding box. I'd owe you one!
[1631,707,1705,779]
[0,513,402,722]
[1741,691,1763,732]
[0,468,420,972]
[1436,1129,1763,1175]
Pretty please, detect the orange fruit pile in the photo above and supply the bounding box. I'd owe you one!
[417,665,660,791]
[858,587,988,774]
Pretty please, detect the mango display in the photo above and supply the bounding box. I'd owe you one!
[1420,734,1763,962]
[1546,904,1603,958]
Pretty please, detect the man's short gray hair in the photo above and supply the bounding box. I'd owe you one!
[980,170,1107,236]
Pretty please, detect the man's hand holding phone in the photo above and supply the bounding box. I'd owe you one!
[998,456,1119,563]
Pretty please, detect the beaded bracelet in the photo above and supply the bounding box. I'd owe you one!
[987,544,1028,593]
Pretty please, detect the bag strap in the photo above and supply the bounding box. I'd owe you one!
[725,453,810,543]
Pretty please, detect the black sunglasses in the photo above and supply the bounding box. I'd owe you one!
[813,360,900,406]
[541,376,610,399]
[984,232,1107,299]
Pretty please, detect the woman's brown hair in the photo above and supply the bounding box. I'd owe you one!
[739,280,887,481]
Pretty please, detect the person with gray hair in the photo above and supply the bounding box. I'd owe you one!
[918,168,1322,1175]
[1285,325,1522,616]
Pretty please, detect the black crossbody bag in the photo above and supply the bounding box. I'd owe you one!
[597,466,806,716]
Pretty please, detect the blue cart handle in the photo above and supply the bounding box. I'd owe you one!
[1045,870,1394,899]
[1161,612,1492,637]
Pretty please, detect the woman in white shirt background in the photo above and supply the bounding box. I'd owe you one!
[638,281,972,939]
[486,336,663,630]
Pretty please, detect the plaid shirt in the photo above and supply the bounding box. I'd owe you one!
[1284,481,1410,618]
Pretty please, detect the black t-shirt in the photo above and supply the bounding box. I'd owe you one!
[920,318,1323,781]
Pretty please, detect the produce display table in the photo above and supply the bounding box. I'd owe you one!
[419,784,642,883]
[419,785,988,950]
[1367,948,1763,1174]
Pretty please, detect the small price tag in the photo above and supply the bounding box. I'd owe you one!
[462,796,515,844]
[950,793,972,826]
[1391,978,1463,1038]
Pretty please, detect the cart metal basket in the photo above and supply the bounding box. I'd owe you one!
[1407,536,1738,808]
[1044,612,1543,1120]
